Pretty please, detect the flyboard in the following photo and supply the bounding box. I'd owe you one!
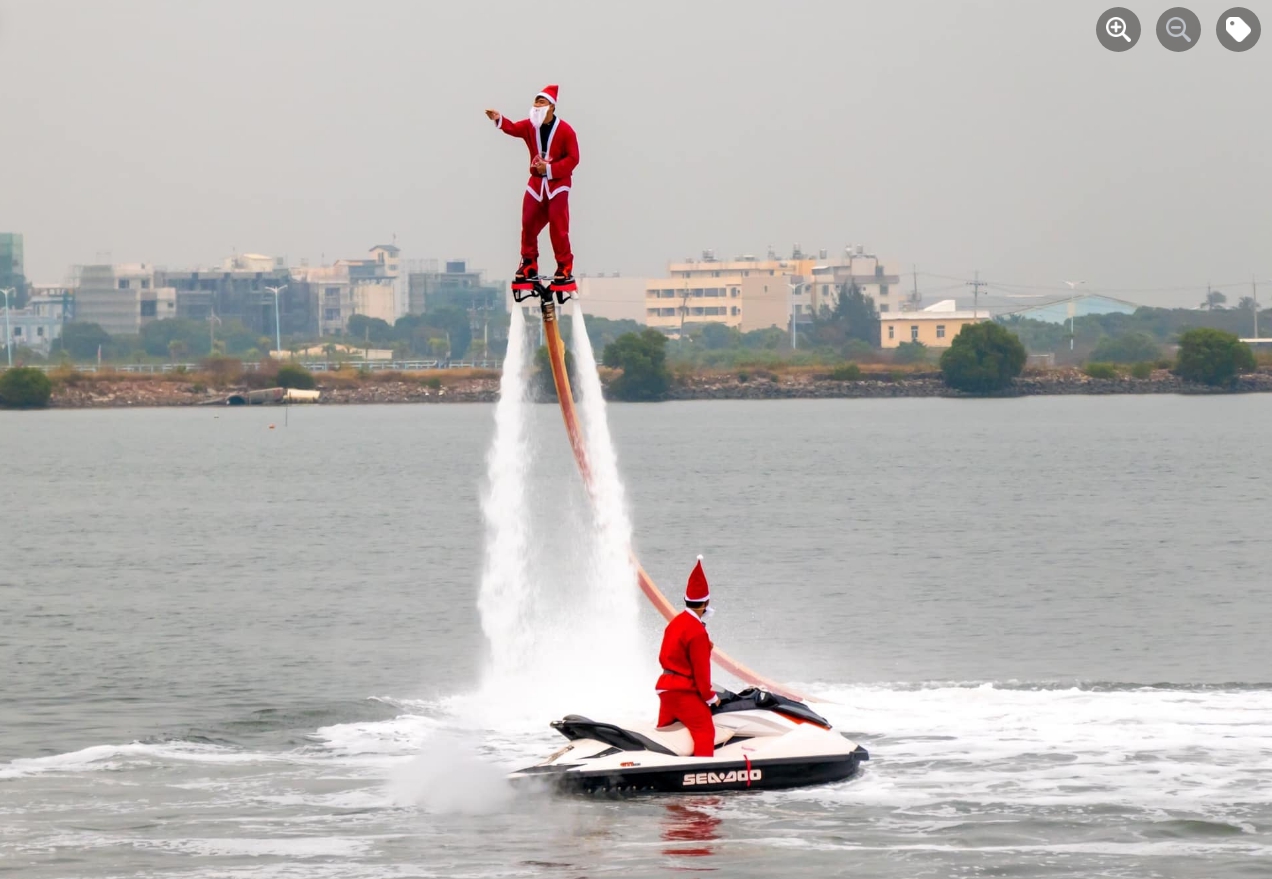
[515,280,808,701]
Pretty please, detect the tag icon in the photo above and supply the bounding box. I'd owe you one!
[1226,16,1252,41]
[1216,7,1261,51]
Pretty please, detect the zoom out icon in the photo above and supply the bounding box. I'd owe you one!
[1157,7,1201,51]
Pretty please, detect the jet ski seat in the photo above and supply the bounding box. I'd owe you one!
[634,722,734,757]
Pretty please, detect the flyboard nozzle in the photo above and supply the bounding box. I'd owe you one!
[540,297,557,323]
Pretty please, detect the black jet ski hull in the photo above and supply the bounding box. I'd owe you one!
[515,746,869,795]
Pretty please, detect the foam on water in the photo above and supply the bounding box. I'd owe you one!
[384,732,515,814]
[0,740,300,779]
[264,675,1270,840]
[3,680,1270,877]
[790,681,1272,821]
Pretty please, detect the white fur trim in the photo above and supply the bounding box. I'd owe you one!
[684,592,710,602]
[536,91,556,104]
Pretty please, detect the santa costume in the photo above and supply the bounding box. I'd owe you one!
[490,84,579,295]
[654,556,717,757]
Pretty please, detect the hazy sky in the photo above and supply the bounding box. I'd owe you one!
[2,0,1269,307]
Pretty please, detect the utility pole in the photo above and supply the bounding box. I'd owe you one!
[1254,275,1259,339]
[966,271,987,318]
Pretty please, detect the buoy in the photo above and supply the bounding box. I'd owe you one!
[268,424,275,430]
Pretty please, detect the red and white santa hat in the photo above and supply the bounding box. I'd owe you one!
[536,84,559,105]
[685,555,709,603]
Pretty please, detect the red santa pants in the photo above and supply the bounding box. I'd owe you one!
[521,189,572,271]
[658,691,715,757]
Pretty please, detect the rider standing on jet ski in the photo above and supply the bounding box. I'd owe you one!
[655,556,719,757]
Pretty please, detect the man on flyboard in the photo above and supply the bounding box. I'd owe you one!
[654,556,720,757]
[484,84,579,298]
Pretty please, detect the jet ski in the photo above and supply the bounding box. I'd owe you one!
[509,687,869,794]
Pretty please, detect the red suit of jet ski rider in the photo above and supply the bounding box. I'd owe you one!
[484,84,578,296]
[655,556,719,757]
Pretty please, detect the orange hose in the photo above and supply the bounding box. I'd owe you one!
[541,299,806,701]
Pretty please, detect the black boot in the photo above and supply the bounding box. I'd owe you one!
[512,257,538,292]
[550,263,577,301]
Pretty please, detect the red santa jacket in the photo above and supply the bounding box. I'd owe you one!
[495,114,579,201]
[655,610,714,701]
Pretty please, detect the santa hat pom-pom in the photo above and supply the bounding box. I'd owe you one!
[697,554,703,561]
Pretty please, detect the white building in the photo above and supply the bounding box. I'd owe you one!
[5,310,62,354]
[293,262,396,337]
[74,263,177,336]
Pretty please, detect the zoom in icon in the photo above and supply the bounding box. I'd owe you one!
[1097,7,1141,51]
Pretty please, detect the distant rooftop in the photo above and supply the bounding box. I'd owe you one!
[882,300,988,321]
[1004,292,1141,312]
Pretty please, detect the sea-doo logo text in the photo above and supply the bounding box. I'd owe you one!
[682,769,762,786]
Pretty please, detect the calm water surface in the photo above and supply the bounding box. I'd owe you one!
[2,397,1270,878]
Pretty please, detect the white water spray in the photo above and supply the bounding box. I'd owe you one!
[569,303,648,686]
[463,304,654,733]
[476,307,534,681]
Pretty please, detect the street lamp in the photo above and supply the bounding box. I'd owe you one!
[207,310,222,354]
[265,285,287,357]
[787,280,805,350]
[1,287,14,367]
[1062,280,1087,351]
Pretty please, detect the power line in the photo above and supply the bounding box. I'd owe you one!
[916,269,1260,296]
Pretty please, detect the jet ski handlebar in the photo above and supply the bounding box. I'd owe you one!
[710,686,832,727]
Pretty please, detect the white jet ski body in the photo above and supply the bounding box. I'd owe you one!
[509,688,869,794]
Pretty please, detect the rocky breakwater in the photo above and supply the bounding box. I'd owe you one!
[48,374,503,408]
[668,372,950,400]
[42,367,1272,408]
[668,368,1272,400]
[51,379,214,408]
[317,378,499,404]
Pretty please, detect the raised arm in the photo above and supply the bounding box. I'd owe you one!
[486,109,532,138]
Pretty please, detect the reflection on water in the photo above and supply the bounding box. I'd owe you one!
[662,797,724,863]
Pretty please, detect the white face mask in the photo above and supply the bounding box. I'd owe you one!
[530,105,551,127]
[701,607,715,624]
